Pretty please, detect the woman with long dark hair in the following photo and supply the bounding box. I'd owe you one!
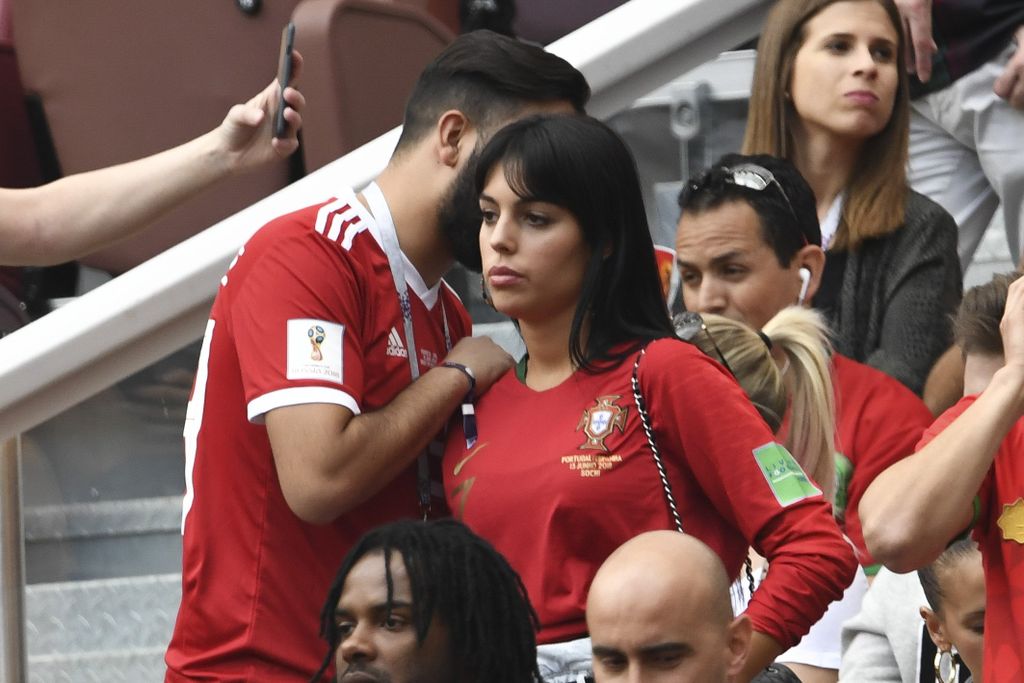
[442,114,856,682]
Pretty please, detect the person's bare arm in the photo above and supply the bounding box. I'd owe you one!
[0,53,305,267]
[894,0,936,82]
[738,632,784,682]
[861,279,1024,572]
[265,336,513,524]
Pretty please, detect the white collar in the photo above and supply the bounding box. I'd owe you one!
[820,192,845,251]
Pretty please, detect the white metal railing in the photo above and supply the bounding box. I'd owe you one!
[0,0,768,676]
[0,0,769,441]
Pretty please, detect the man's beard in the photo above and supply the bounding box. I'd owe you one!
[437,150,484,273]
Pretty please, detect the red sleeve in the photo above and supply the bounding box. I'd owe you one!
[228,216,368,422]
[641,339,857,650]
[916,395,993,522]
[835,358,935,570]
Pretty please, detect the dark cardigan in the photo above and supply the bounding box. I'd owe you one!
[821,190,962,396]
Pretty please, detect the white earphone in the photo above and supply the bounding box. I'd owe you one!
[797,267,811,305]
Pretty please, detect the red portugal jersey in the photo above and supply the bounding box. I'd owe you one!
[920,396,1024,683]
[831,354,934,572]
[443,339,856,649]
[165,187,471,682]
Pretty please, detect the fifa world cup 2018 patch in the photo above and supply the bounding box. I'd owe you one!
[753,442,822,507]
[287,319,344,383]
[997,497,1024,544]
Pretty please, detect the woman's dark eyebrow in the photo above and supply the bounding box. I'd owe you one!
[824,32,854,40]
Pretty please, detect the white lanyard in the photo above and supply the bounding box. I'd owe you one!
[362,182,450,516]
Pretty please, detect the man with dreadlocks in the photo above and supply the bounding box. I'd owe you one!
[311,519,542,683]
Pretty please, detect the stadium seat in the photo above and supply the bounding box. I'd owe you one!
[292,0,453,173]
[11,0,452,273]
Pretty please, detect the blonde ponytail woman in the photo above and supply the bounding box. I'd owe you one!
[680,306,865,683]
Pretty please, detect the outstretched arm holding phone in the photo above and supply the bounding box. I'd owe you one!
[0,51,306,267]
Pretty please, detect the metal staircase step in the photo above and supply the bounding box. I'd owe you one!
[26,573,180,657]
[24,496,183,583]
[28,646,168,683]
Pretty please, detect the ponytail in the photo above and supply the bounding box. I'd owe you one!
[691,307,837,504]
[762,307,836,504]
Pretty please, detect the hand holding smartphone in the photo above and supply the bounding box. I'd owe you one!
[274,22,296,138]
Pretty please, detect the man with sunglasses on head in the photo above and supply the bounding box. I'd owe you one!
[674,152,934,679]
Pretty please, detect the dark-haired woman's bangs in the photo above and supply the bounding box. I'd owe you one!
[501,137,576,212]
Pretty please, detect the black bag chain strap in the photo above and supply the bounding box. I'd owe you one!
[631,347,684,533]
[630,345,757,597]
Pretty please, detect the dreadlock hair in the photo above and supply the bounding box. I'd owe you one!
[310,519,542,683]
[918,538,981,614]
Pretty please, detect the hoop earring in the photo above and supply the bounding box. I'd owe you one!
[933,649,957,683]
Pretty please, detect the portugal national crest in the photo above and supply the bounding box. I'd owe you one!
[576,395,628,451]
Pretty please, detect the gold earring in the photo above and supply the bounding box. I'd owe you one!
[933,649,957,683]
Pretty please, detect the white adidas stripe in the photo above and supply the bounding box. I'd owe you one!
[340,218,365,250]
[327,212,345,241]
[314,197,350,235]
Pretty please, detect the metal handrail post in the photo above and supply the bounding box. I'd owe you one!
[0,436,25,682]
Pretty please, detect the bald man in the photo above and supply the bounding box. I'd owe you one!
[586,531,751,683]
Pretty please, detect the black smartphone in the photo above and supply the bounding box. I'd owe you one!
[274,22,296,138]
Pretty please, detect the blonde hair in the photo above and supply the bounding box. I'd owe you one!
[742,0,910,251]
[689,307,837,503]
